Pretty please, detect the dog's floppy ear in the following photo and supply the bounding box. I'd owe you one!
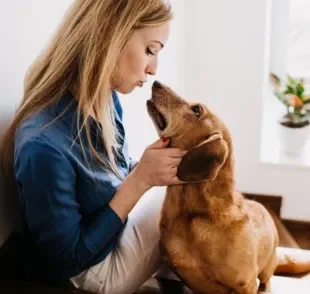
[177,133,228,182]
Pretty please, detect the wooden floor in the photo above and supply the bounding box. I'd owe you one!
[0,277,189,294]
[1,274,310,294]
[135,274,310,294]
[135,277,191,294]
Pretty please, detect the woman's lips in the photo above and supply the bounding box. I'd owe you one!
[138,80,147,88]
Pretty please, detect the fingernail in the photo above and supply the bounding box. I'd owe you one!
[162,137,169,142]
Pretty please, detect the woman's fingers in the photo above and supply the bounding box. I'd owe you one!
[167,157,183,167]
[147,137,170,149]
[164,167,185,185]
[137,138,188,188]
[164,148,187,158]
[169,175,186,185]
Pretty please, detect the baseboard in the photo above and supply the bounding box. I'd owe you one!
[282,219,310,250]
[243,192,283,217]
[243,192,298,248]
[242,192,310,250]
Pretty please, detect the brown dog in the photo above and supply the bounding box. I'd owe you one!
[146,81,309,294]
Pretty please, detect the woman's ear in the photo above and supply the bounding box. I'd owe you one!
[177,133,228,183]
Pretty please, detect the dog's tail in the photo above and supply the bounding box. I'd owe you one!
[275,247,310,275]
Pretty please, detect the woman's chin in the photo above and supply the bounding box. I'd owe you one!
[114,84,136,95]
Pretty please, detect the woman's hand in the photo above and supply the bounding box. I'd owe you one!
[109,138,187,221]
[132,137,187,192]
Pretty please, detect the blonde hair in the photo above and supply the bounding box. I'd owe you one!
[0,0,172,182]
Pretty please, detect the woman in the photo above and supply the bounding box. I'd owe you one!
[0,0,186,293]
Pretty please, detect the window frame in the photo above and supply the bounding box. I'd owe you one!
[270,0,310,92]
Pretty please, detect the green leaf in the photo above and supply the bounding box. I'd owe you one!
[284,86,295,95]
[296,82,305,98]
[287,74,296,87]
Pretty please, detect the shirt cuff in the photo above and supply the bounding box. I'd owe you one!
[83,204,126,254]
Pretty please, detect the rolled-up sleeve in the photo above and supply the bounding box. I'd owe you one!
[129,157,139,172]
[14,136,125,278]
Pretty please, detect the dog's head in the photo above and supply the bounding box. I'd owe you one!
[147,81,232,183]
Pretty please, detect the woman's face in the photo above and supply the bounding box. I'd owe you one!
[112,22,170,94]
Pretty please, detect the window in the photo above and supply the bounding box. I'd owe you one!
[260,0,310,167]
[270,0,310,93]
[286,0,310,83]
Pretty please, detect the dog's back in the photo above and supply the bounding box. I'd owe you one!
[159,188,278,293]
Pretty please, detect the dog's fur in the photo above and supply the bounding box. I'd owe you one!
[146,81,308,294]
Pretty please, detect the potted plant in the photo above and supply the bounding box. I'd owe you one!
[270,73,310,154]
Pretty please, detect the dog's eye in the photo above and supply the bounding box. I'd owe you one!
[191,105,201,117]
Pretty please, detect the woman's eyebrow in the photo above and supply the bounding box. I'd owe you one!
[151,40,164,48]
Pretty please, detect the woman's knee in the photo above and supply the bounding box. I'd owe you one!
[127,186,166,231]
[102,187,167,293]
[74,186,167,294]
[114,186,166,260]
[103,242,163,294]
[130,186,166,217]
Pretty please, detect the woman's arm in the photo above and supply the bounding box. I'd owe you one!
[109,168,148,222]
[14,137,126,279]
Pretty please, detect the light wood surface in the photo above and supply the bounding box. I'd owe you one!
[259,275,310,293]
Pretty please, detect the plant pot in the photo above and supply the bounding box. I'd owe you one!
[276,123,310,154]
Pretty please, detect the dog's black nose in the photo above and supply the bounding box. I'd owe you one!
[153,80,163,89]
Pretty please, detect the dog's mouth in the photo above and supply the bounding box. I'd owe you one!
[146,100,167,131]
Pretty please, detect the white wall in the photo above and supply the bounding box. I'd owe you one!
[269,0,291,78]
[184,0,310,221]
[0,0,73,114]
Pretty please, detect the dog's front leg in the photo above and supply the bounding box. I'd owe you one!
[231,277,258,294]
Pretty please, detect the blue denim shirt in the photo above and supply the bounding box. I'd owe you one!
[14,90,132,283]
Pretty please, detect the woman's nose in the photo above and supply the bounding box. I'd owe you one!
[146,59,158,76]
[146,67,156,76]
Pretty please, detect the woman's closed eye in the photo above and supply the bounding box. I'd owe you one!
[146,47,155,56]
